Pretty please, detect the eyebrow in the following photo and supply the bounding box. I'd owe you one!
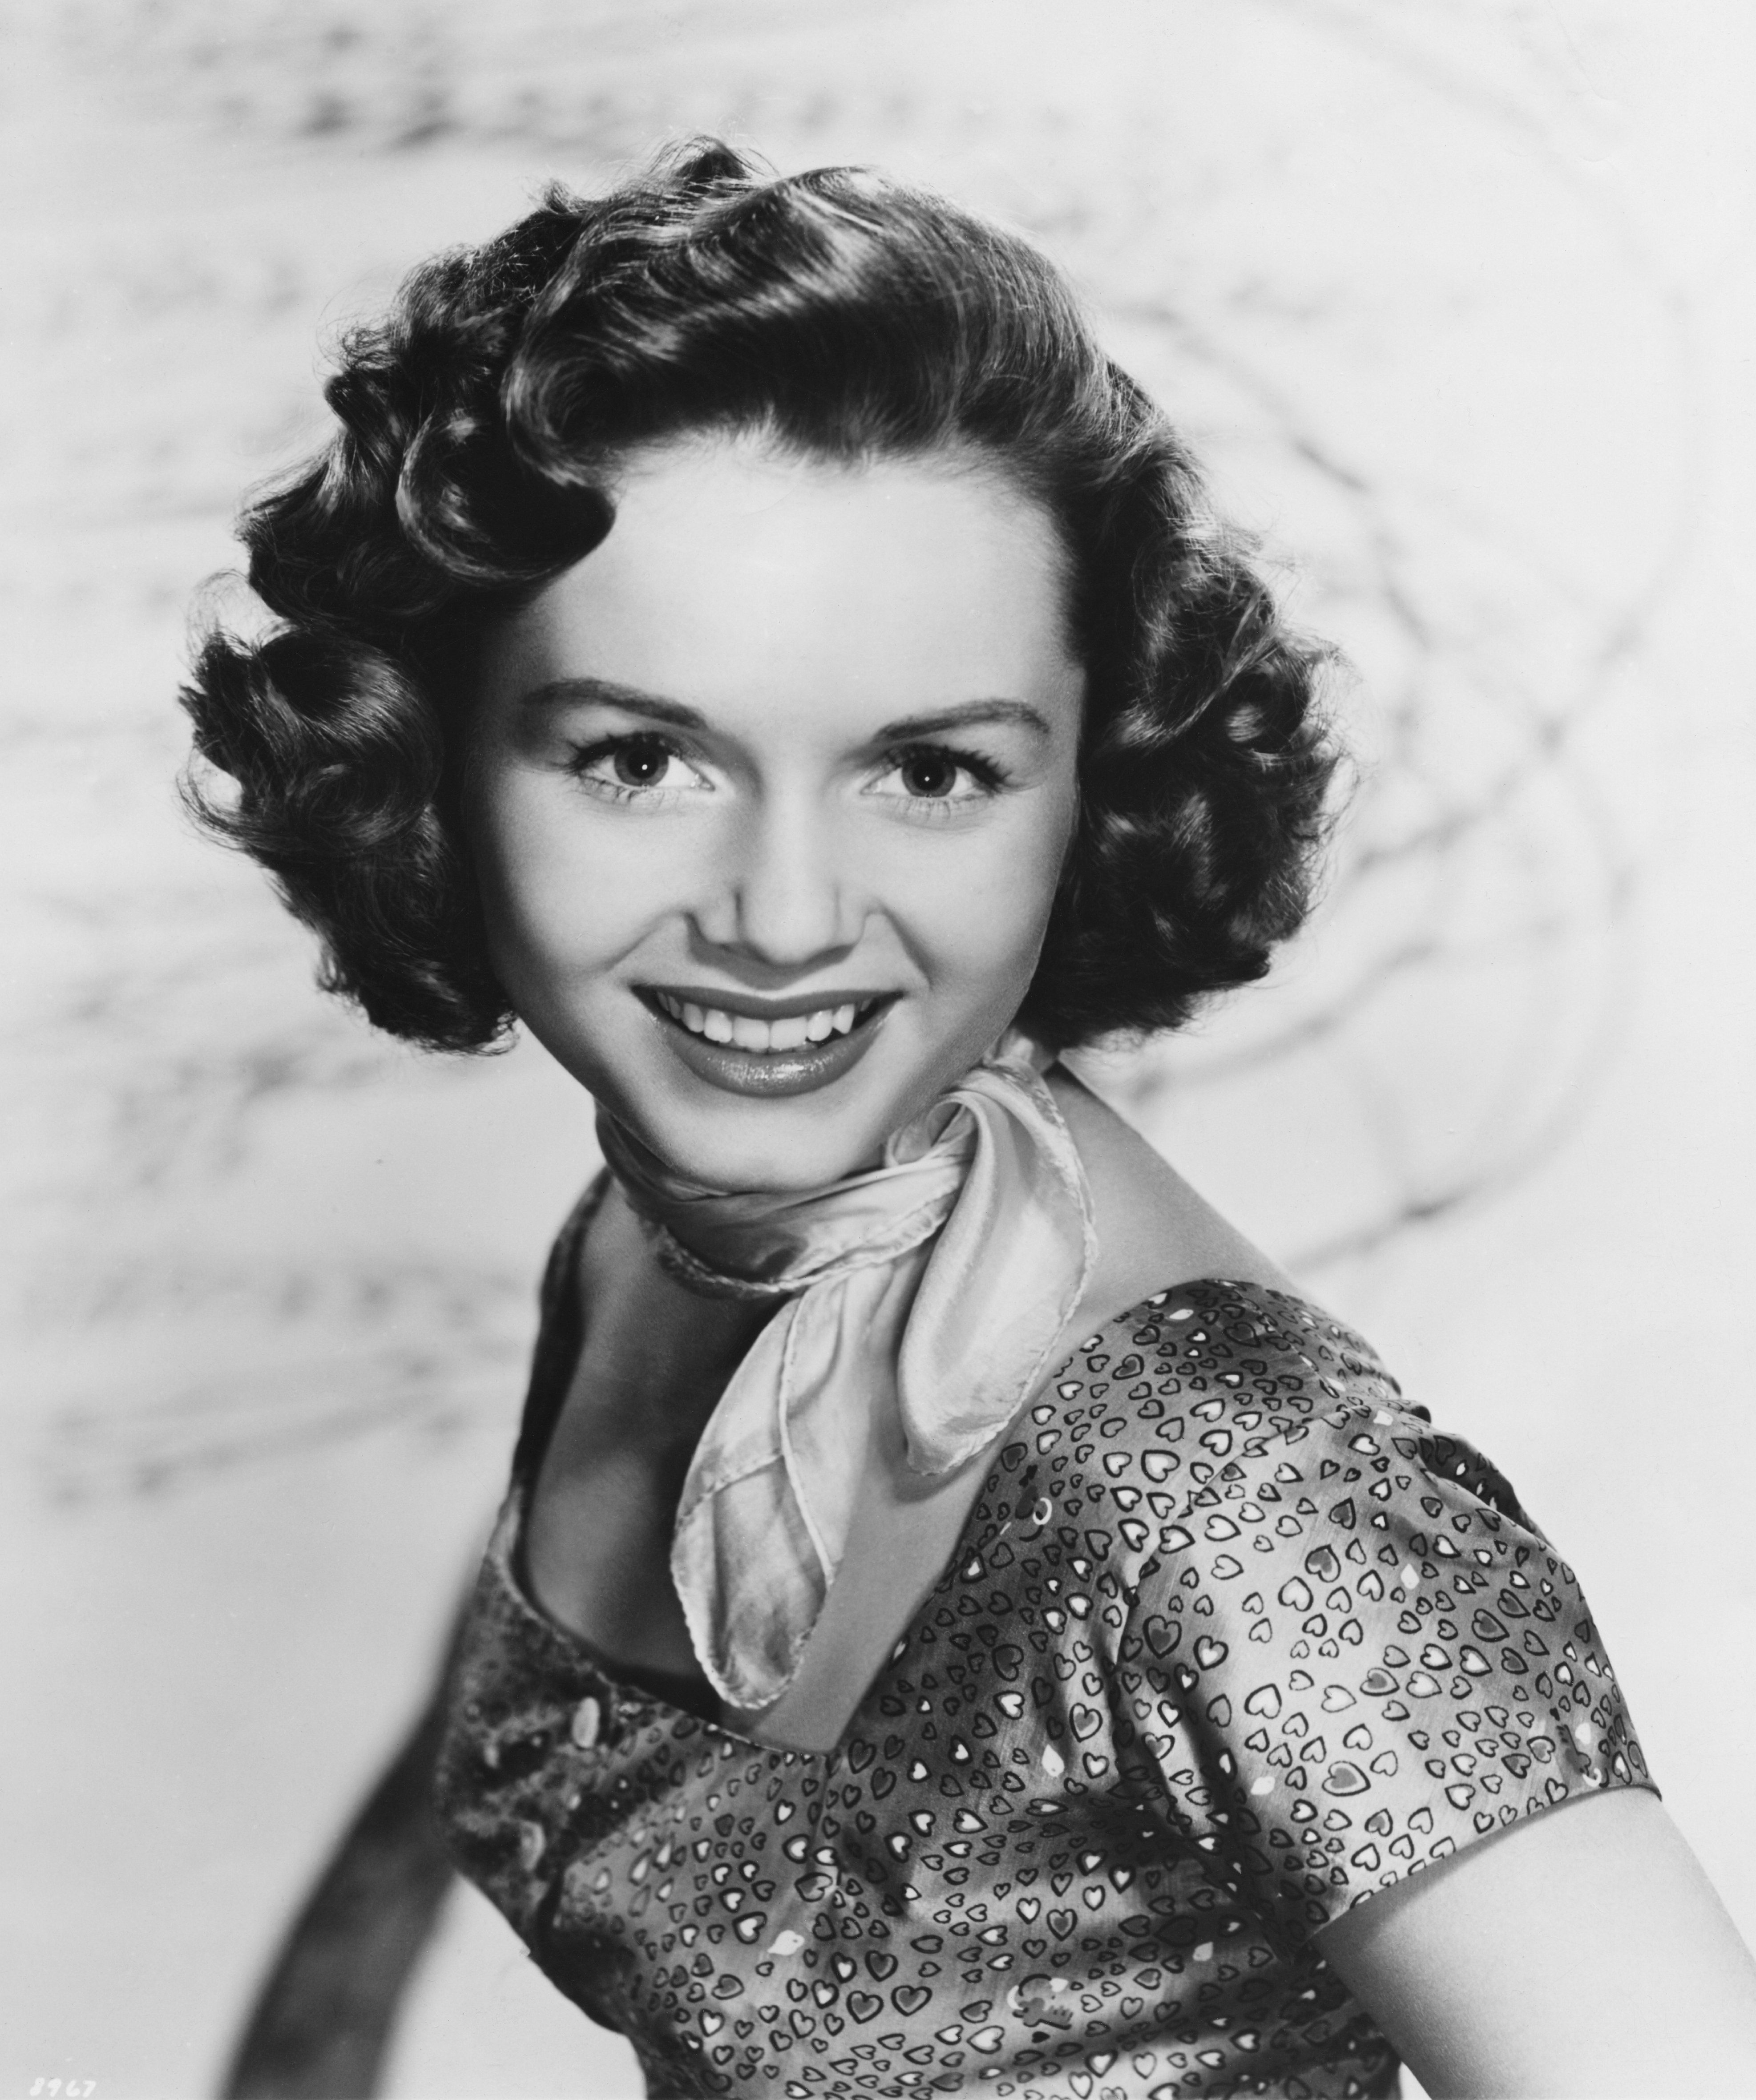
[518,677,708,730]
[519,677,1054,743]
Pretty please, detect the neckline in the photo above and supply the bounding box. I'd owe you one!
[497,1254,1346,1765]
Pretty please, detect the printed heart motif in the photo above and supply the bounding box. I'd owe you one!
[442,1276,1638,2091]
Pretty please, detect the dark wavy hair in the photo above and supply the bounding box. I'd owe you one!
[181,139,1340,1052]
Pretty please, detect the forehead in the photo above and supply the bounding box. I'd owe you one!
[481,439,1081,725]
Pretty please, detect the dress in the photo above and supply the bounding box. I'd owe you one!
[434,1191,1652,2098]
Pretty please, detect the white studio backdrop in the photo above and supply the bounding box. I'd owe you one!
[2,3,1752,2094]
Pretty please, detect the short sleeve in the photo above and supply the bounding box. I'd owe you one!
[1112,1285,1654,1947]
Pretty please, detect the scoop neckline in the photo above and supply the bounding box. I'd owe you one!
[499,1263,1333,1765]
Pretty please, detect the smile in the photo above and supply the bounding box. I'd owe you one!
[640,987,893,1098]
[650,991,879,1054]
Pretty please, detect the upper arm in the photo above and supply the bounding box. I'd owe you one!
[1318,1787,1756,2097]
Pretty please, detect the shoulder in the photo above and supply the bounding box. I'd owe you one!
[995,1279,1650,1944]
[1041,1275,1410,1473]
[1033,1273,1556,1556]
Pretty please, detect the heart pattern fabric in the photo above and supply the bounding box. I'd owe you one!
[436,1257,1649,2098]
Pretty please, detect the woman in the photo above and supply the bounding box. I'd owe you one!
[184,141,1756,2097]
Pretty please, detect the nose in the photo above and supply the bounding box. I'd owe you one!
[695,786,856,968]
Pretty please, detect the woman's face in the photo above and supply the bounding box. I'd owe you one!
[465,437,1084,1193]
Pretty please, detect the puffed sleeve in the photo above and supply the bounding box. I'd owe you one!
[1110,1283,1654,1946]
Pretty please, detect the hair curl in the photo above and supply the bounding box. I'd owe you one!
[182,138,1340,1052]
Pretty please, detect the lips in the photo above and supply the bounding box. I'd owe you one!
[639,987,893,1099]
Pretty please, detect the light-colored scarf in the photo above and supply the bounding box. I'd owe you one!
[595,1038,1097,1713]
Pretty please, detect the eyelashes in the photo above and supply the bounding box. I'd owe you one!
[565,732,707,803]
[884,741,1008,801]
[562,731,1012,813]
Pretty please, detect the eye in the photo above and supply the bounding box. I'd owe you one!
[898,748,959,798]
[606,735,674,788]
[567,732,709,802]
[876,742,1005,809]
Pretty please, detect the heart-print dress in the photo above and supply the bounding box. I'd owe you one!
[434,1192,1651,2097]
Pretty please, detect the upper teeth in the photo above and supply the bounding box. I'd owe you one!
[654,993,867,1052]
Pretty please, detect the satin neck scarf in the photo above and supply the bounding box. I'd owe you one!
[596,1038,1097,1713]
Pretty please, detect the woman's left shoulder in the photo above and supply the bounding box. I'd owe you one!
[1017,1278,1652,1946]
[1043,1273,1550,1559]
[1054,1273,1407,1450]
[1098,1274,1401,1399]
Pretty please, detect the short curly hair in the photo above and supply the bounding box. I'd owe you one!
[182,139,1340,1053]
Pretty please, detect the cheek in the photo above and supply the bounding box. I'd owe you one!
[902,801,1074,995]
[466,760,661,946]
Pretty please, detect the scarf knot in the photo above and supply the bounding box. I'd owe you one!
[597,1038,1096,1712]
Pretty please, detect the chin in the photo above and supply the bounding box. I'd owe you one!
[638,1100,897,1195]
